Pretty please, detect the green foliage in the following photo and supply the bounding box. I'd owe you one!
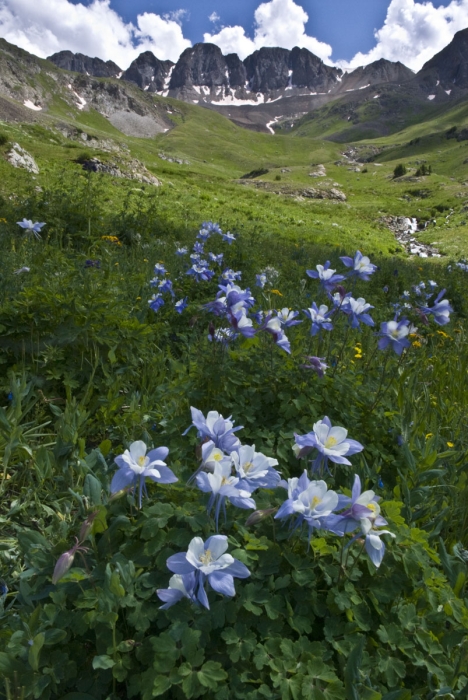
[393,164,407,178]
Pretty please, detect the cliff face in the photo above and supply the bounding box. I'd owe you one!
[122,52,174,93]
[47,50,121,78]
[417,27,468,93]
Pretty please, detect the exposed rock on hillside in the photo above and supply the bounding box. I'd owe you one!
[47,50,121,78]
[340,59,414,91]
[418,27,468,94]
[80,156,160,186]
[7,142,39,173]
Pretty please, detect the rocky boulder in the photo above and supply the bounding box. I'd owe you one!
[7,142,39,173]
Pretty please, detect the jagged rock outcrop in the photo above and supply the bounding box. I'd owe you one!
[341,59,414,91]
[122,52,174,93]
[417,27,468,92]
[225,53,247,87]
[7,142,39,173]
[244,47,291,92]
[169,43,229,89]
[47,50,121,78]
[290,47,341,92]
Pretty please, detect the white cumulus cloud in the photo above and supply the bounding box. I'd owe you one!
[203,0,332,62]
[340,0,468,72]
[0,0,191,68]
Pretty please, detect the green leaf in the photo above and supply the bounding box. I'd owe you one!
[152,675,172,696]
[28,632,45,671]
[197,661,228,689]
[99,439,112,456]
[92,654,115,670]
[83,473,102,505]
[344,637,365,700]
[58,694,98,700]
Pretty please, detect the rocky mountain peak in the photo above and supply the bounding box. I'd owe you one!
[418,27,468,91]
[122,51,174,93]
[341,58,414,91]
[47,50,121,78]
[169,43,229,89]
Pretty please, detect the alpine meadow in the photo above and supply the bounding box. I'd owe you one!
[1,21,468,700]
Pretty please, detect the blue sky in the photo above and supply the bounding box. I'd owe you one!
[68,0,452,61]
[1,0,464,71]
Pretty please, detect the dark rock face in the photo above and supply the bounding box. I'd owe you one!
[418,28,468,89]
[170,43,229,89]
[290,46,341,91]
[225,53,247,87]
[244,47,291,91]
[342,59,414,90]
[47,50,121,78]
[122,52,174,92]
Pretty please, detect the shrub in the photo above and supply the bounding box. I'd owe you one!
[393,163,407,178]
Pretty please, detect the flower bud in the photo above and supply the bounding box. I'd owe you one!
[245,507,278,527]
[52,549,76,585]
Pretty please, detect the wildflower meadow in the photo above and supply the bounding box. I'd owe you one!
[0,192,468,700]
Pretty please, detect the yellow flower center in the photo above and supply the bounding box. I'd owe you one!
[243,461,253,473]
[367,503,377,513]
[311,496,322,509]
[199,550,213,565]
[213,452,223,461]
[325,436,338,448]
[137,456,146,467]
[391,330,400,339]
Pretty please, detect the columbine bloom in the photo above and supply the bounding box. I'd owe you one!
[196,462,256,529]
[304,303,333,336]
[333,475,383,534]
[175,297,188,314]
[176,246,188,256]
[277,308,302,327]
[110,440,177,508]
[261,315,291,353]
[232,445,281,491]
[153,263,166,275]
[187,264,215,282]
[256,273,267,288]
[294,416,363,474]
[198,221,222,240]
[184,407,243,453]
[419,289,452,326]
[209,252,224,265]
[301,356,328,377]
[157,573,196,609]
[228,304,256,338]
[148,294,164,312]
[275,471,341,538]
[222,231,236,244]
[378,318,411,355]
[193,241,204,254]
[164,535,250,609]
[220,268,242,282]
[306,261,345,292]
[17,219,46,240]
[344,297,375,329]
[340,251,377,280]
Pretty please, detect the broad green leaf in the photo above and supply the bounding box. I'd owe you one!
[92,654,115,670]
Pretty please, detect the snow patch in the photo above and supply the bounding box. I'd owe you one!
[23,100,42,111]
[116,71,123,79]
[427,94,436,100]
[445,89,452,95]
[373,94,380,99]
[163,66,174,90]
[192,85,201,94]
[266,115,283,135]
[359,84,370,89]
[436,80,440,86]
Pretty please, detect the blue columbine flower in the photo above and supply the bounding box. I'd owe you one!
[220,268,242,282]
[340,251,377,280]
[378,317,411,355]
[162,535,250,609]
[208,252,224,265]
[306,261,345,292]
[344,297,375,329]
[294,416,364,474]
[176,246,188,256]
[232,444,281,491]
[256,273,267,288]
[222,231,236,244]
[419,289,453,326]
[153,263,166,275]
[187,264,215,282]
[300,356,328,377]
[110,440,177,508]
[304,303,333,336]
[175,297,188,313]
[185,407,243,453]
[17,219,46,240]
[157,573,197,608]
[193,241,204,254]
[276,308,302,327]
[148,294,165,312]
[275,471,342,538]
[260,315,291,353]
[195,462,256,530]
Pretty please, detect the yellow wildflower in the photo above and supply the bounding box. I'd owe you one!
[412,340,422,348]
[447,441,454,448]
[270,289,283,296]
[425,433,433,439]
